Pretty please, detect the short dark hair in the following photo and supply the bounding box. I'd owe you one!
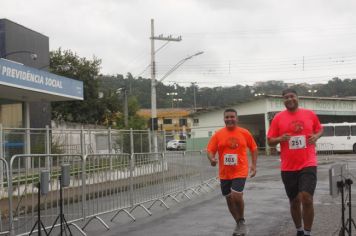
[224,108,237,115]
[282,88,297,96]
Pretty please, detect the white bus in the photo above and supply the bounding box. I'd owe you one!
[318,122,356,153]
[275,122,356,153]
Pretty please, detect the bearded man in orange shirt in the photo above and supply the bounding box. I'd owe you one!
[207,108,258,236]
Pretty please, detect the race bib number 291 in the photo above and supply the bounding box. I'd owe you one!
[224,154,238,165]
[289,135,306,149]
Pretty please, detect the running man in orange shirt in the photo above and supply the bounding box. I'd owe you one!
[207,108,258,236]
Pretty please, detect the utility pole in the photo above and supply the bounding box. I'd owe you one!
[116,88,129,127]
[150,18,181,152]
[124,89,128,127]
[192,82,197,112]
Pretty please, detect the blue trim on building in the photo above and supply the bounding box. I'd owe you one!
[0,58,83,100]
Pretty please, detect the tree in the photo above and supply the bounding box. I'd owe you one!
[50,48,119,124]
[115,96,146,129]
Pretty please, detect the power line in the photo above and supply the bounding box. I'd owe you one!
[167,73,356,86]
[181,23,356,37]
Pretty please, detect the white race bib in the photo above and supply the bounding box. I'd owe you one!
[289,135,306,149]
[224,154,238,166]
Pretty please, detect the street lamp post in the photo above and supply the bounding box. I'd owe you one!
[158,51,204,83]
[254,93,265,97]
[173,98,183,108]
[308,89,317,96]
[166,92,178,108]
[151,51,204,152]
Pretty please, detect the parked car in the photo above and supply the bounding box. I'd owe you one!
[166,140,186,151]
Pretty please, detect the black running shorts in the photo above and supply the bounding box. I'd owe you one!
[220,178,246,196]
[281,166,317,200]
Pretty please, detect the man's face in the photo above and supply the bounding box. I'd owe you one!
[283,92,299,111]
[224,111,238,129]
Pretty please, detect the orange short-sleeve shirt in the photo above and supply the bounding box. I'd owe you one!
[207,127,257,180]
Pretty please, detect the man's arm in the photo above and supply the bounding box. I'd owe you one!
[249,149,258,177]
[267,134,291,146]
[207,152,218,166]
[308,128,324,144]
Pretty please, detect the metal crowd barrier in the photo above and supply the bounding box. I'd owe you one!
[8,154,85,236]
[82,153,133,230]
[2,151,218,235]
[129,153,165,214]
[317,143,334,161]
[0,158,10,235]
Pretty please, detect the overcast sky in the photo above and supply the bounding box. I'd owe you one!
[3,0,356,87]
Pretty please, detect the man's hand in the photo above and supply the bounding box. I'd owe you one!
[249,165,256,178]
[209,157,218,166]
[279,133,291,142]
[308,134,319,144]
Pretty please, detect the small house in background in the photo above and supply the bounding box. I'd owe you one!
[138,108,194,141]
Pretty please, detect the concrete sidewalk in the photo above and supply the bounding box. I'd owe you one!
[81,155,356,236]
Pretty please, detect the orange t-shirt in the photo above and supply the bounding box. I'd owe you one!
[207,127,257,180]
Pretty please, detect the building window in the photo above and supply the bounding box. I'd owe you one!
[179,118,187,126]
[163,119,172,124]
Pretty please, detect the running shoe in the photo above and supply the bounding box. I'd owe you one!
[233,219,248,236]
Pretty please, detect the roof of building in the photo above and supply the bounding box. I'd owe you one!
[138,108,193,118]
[267,94,356,101]
[191,95,356,116]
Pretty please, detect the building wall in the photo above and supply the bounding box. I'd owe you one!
[267,96,356,115]
[1,103,22,127]
[158,116,193,132]
[190,96,356,150]
[0,19,51,128]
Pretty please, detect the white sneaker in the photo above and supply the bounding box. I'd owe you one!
[232,223,240,236]
[238,219,247,236]
[232,219,248,236]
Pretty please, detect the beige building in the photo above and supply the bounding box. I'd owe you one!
[138,108,193,139]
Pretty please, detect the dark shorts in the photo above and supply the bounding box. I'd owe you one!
[281,166,317,200]
[220,178,246,196]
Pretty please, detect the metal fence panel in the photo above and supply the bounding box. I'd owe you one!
[183,151,206,187]
[199,150,218,182]
[84,153,131,218]
[0,158,10,235]
[163,151,186,195]
[52,129,87,154]
[1,127,175,157]
[9,154,84,235]
[317,143,334,161]
[131,153,164,205]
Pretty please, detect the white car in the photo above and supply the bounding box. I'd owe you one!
[166,140,186,151]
